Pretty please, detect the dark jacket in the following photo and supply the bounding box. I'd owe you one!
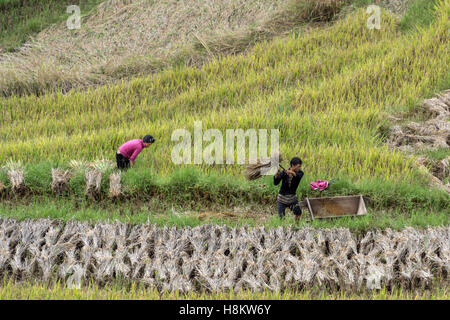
[274,170,304,195]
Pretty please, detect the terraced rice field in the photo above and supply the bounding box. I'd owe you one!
[0,0,449,300]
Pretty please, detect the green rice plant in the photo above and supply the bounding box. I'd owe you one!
[69,169,87,198]
[24,162,53,194]
[120,168,159,196]
[0,278,448,300]
[399,0,440,31]
[419,147,450,161]
[0,159,448,212]
[69,160,89,173]
[0,169,8,189]
[89,158,114,173]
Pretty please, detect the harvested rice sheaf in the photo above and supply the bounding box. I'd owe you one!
[388,89,450,152]
[7,170,25,194]
[0,218,448,292]
[51,169,72,194]
[245,153,283,180]
[109,172,122,198]
[85,169,103,198]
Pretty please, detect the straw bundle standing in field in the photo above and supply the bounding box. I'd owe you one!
[109,172,122,198]
[7,169,25,194]
[85,169,103,198]
[2,161,25,194]
[51,169,72,194]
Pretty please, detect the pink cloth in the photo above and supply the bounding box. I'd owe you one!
[119,139,144,162]
[310,180,329,191]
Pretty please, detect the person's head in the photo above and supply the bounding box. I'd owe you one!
[143,135,155,147]
[289,157,302,172]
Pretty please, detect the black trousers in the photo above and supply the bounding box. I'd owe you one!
[116,152,130,170]
[277,200,302,218]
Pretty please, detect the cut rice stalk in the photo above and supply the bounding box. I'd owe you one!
[245,153,283,180]
[109,172,122,198]
[85,169,103,198]
[51,168,72,194]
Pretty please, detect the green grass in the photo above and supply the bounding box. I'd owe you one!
[0,0,103,52]
[0,196,447,231]
[350,0,380,7]
[1,162,449,214]
[419,147,450,161]
[0,279,447,300]
[342,0,442,34]
[399,0,440,31]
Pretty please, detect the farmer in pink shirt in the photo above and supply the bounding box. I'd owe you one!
[116,135,155,169]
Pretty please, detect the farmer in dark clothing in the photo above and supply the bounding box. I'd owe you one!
[274,157,304,219]
[116,135,155,170]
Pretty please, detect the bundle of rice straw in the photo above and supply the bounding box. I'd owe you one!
[109,172,122,198]
[51,169,72,194]
[245,153,282,180]
[85,169,103,198]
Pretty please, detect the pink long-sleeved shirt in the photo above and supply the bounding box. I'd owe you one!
[118,139,145,162]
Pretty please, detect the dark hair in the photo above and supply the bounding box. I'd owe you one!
[143,135,155,143]
[290,157,302,166]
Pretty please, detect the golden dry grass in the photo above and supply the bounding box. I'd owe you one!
[0,0,296,96]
